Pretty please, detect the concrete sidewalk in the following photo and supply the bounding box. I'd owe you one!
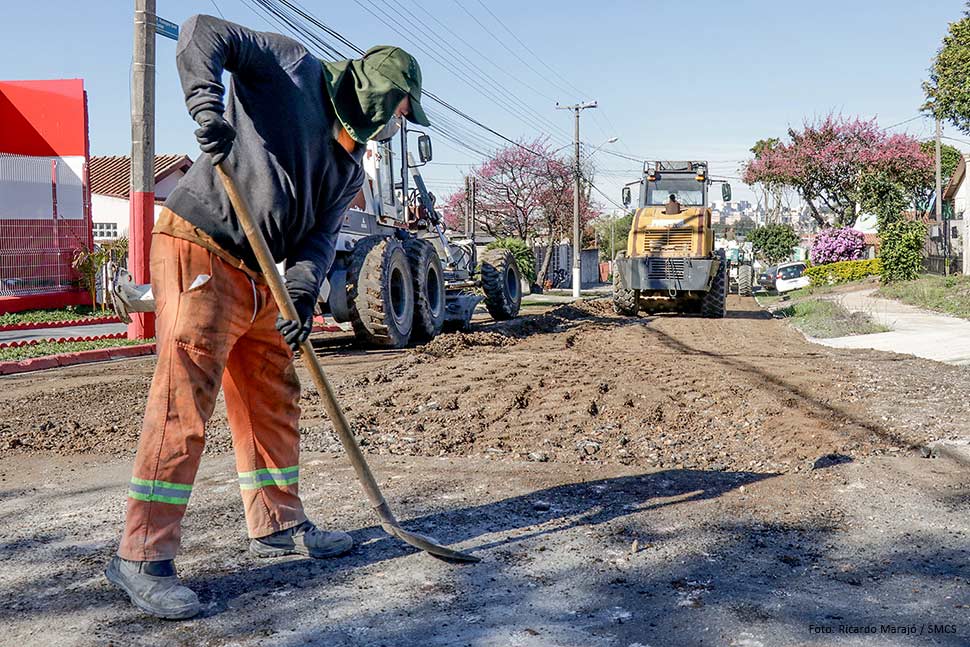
[813,288,970,366]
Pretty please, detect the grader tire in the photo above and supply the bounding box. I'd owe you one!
[701,250,728,319]
[480,248,521,320]
[404,239,445,342]
[612,252,638,316]
[738,264,754,297]
[346,236,414,348]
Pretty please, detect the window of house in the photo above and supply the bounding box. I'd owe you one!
[93,222,118,239]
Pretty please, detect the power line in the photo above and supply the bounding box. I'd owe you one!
[883,114,928,130]
[472,0,584,100]
[242,0,627,210]
[453,0,579,103]
[410,0,559,106]
[349,0,570,143]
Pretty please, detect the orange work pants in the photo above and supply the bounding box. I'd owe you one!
[118,233,306,562]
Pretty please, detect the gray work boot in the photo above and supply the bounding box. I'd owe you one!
[105,556,201,620]
[250,520,353,559]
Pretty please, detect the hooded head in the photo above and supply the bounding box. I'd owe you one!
[322,46,430,144]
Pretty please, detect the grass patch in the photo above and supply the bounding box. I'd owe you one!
[755,278,878,309]
[876,274,970,319]
[0,338,151,362]
[0,305,104,327]
[776,299,889,338]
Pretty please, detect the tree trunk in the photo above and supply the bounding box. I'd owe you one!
[805,200,827,227]
[537,232,556,285]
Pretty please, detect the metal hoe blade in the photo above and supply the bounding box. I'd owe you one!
[216,164,479,564]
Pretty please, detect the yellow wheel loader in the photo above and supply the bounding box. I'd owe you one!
[614,161,731,317]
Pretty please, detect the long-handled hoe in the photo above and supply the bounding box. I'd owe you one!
[217,163,479,563]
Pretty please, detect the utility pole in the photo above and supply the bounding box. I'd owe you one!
[610,211,616,263]
[557,100,597,298]
[470,176,477,243]
[129,0,156,339]
[935,118,947,277]
[464,176,470,236]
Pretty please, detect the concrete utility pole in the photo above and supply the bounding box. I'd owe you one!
[464,176,470,236]
[130,0,156,339]
[469,175,478,243]
[935,118,947,276]
[557,100,597,298]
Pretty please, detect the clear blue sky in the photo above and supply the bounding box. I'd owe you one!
[1,0,964,208]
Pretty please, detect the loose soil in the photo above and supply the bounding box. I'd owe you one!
[2,296,967,474]
[2,296,970,646]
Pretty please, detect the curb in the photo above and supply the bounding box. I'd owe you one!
[0,316,121,332]
[0,343,155,376]
[0,332,127,350]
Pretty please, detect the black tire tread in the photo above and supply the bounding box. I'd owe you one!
[346,236,413,347]
[404,238,445,342]
[701,250,728,318]
[480,248,521,320]
[738,264,753,297]
[612,252,638,316]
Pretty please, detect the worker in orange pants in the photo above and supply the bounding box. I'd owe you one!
[105,13,429,619]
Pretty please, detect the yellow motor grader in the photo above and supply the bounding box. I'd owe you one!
[614,160,731,317]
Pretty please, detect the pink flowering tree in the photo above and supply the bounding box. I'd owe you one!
[442,139,600,282]
[743,115,934,228]
[810,227,866,264]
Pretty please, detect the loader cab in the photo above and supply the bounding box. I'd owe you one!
[639,161,708,208]
[369,119,435,224]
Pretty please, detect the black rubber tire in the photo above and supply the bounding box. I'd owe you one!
[346,236,414,348]
[480,248,521,321]
[701,250,728,318]
[612,252,638,316]
[738,264,754,297]
[404,238,445,342]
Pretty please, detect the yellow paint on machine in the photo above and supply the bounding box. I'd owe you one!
[626,206,712,258]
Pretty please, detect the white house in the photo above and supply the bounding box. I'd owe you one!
[89,154,192,241]
[942,153,970,271]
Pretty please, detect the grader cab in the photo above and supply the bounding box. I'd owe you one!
[614,161,730,317]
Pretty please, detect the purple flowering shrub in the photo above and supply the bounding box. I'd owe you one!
[810,227,865,265]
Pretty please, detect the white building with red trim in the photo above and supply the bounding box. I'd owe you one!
[89,154,192,242]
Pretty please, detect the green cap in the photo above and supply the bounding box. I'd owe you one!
[365,46,430,128]
[322,46,430,144]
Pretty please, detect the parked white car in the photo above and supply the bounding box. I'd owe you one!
[775,262,810,293]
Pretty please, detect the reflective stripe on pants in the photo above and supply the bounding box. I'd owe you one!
[118,232,307,562]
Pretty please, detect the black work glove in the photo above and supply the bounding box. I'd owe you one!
[194,110,235,165]
[275,292,316,352]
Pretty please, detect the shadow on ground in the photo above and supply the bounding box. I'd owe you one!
[2,459,967,646]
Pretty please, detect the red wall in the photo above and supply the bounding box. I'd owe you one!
[0,79,87,157]
[0,79,91,314]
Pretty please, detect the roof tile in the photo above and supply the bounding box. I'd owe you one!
[89,154,192,198]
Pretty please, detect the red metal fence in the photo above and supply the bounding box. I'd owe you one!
[0,154,89,296]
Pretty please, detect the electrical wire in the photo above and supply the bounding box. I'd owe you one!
[241,0,626,209]
[349,0,570,143]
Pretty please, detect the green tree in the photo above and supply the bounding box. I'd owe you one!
[858,170,909,231]
[749,138,784,222]
[925,5,970,133]
[920,140,962,182]
[594,213,633,261]
[880,221,926,283]
[746,224,799,264]
[486,237,536,285]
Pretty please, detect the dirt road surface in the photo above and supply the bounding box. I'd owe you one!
[1,296,968,645]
